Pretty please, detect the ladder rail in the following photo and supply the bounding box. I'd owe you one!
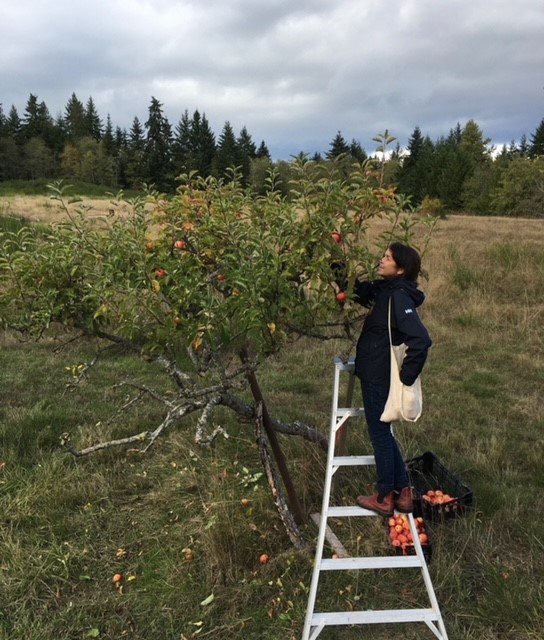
[301,362,343,636]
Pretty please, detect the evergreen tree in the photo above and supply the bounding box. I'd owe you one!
[518,134,530,157]
[505,140,518,159]
[126,117,146,188]
[20,95,56,152]
[37,101,57,151]
[214,121,240,178]
[64,93,87,141]
[0,103,6,137]
[144,96,174,190]
[114,127,129,188]
[51,112,68,156]
[326,131,350,159]
[21,94,42,141]
[237,126,257,185]
[0,105,23,180]
[114,127,127,152]
[256,140,270,159]
[172,109,192,174]
[349,139,367,163]
[430,135,469,209]
[6,105,22,140]
[102,114,115,157]
[460,119,492,167]
[529,118,544,157]
[396,126,427,204]
[237,126,257,159]
[448,122,463,145]
[192,111,216,178]
[85,96,103,141]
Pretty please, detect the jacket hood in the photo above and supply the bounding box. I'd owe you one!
[376,277,426,308]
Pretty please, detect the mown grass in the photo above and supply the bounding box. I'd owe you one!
[1,214,544,639]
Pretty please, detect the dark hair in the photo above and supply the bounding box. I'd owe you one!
[389,243,421,282]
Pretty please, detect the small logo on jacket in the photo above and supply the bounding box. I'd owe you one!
[405,308,413,314]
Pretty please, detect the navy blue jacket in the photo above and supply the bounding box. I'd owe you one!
[354,278,432,387]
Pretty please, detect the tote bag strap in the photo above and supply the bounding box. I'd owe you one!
[387,296,393,347]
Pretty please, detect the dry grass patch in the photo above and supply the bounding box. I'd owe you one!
[0,194,139,224]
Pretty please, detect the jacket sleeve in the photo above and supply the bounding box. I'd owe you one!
[392,291,432,386]
[353,280,377,308]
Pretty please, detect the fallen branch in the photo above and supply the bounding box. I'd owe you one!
[63,398,209,457]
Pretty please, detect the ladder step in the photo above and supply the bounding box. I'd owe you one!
[336,408,365,417]
[332,455,375,467]
[326,506,378,517]
[312,608,439,626]
[321,556,424,571]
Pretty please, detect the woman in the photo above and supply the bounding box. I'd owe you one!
[354,243,431,517]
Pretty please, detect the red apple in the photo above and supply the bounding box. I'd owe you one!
[331,231,342,244]
[336,291,347,302]
[175,239,186,250]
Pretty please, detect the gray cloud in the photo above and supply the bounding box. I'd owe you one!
[2,0,543,159]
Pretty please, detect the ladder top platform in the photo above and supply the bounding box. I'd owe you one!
[334,357,355,372]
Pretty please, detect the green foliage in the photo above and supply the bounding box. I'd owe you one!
[491,155,544,217]
[418,196,444,218]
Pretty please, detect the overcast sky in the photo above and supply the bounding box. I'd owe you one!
[3,0,544,159]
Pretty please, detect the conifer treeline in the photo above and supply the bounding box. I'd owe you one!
[1,93,543,215]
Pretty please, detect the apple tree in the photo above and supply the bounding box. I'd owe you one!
[0,146,436,544]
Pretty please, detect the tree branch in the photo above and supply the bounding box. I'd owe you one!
[219,392,328,450]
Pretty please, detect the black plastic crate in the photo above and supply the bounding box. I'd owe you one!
[406,451,473,520]
[386,513,433,563]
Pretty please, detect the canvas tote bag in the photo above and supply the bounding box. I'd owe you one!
[380,298,423,423]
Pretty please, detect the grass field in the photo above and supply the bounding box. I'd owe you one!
[1,206,544,639]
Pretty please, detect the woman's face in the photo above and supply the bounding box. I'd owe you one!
[378,248,404,278]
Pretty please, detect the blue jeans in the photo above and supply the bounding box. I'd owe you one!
[361,381,409,497]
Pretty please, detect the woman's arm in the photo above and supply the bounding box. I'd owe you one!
[353,279,376,308]
[392,292,432,385]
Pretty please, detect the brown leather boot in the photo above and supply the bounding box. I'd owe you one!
[355,492,394,517]
[394,486,414,513]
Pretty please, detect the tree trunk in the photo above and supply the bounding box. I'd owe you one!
[239,348,306,525]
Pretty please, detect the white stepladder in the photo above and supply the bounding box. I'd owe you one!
[301,358,449,640]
